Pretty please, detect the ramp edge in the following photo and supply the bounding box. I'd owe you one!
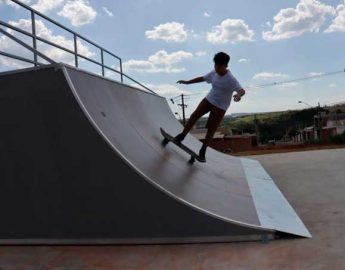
[241,158,311,238]
[0,234,274,245]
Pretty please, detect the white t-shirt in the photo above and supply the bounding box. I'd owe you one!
[203,70,243,111]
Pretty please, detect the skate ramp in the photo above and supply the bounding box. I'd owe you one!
[0,64,311,244]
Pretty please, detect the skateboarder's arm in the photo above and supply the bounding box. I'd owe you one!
[177,77,205,85]
[233,88,246,102]
[237,89,246,97]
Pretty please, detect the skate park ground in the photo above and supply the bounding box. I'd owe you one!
[0,148,344,270]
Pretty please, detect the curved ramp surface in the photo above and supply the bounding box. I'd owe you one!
[0,64,311,244]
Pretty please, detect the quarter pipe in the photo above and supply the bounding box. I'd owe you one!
[0,64,311,244]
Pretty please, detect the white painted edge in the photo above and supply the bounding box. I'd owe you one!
[241,158,312,238]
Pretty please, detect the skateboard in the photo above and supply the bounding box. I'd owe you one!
[160,128,206,164]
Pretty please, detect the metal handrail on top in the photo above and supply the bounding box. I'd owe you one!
[0,0,156,94]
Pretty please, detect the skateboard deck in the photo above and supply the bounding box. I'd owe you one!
[160,128,205,164]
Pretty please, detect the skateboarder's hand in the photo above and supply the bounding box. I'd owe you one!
[177,80,188,84]
[233,89,245,102]
[233,94,241,102]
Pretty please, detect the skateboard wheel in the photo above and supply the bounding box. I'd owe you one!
[188,156,195,164]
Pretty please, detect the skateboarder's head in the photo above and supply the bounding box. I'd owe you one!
[213,52,230,75]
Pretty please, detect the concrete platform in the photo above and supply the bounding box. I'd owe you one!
[0,148,344,269]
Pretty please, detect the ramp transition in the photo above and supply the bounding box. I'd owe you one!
[0,64,311,244]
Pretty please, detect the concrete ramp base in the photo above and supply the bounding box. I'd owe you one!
[0,64,311,244]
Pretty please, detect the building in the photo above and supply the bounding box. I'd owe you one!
[191,128,256,153]
[322,112,345,139]
[302,112,345,141]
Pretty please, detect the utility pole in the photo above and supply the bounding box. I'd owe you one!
[170,94,189,126]
[254,114,260,146]
[318,102,323,141]
[178,94,187,126]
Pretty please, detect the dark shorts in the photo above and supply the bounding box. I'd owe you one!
[192,98,226,130]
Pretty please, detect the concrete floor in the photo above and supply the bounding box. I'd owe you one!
[0,148,344,270]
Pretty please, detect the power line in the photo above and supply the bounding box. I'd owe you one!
[166,68,345,106]
[172,93,192,99]
[187,92,206,96]
[177,68,345,96]
[247,69,345,89]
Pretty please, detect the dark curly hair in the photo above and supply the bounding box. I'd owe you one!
[213,52,230,66]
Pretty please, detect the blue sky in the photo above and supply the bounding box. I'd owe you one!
[1,0,345,116]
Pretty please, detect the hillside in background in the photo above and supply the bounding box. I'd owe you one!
[193,104,345,143]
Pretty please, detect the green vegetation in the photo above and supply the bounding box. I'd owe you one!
[191,104,345,144]
[222,104,345,144]
[223,108,317,143]
[329,131,345,144]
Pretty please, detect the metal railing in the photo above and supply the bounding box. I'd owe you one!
[0,0,155,94]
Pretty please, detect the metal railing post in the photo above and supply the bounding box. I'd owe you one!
[31,11,37,65]
[101,49,105,76]
[74,34,78,67]
[119,58,123,83]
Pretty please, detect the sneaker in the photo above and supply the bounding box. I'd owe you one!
[174,133,186,143]
[198,147,207,162]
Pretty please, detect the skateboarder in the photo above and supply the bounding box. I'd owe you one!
[175,52,246,162]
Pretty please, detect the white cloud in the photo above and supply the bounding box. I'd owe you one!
[31,0,65,13]
[207,18,254,44]
[277,82,299,88]
[123,50,193,73]
[307,72,324,81]
[262,0,335,41]
[261,21,272,28]
[3,0,31,8]
[144,84,190,97]
[329,83,337,87]
[3,0,27,7]
[102,6,113,17]
[253,72,289,80]
[4,0,64,13]
[0,19,94,68]
[325,1,345,33]
[308,72,324,76]
[203,12,210,18]
[105,65,120,77]
[238,58,249,63]
[148,50,192,65]
[145,22,187,42]
[195,51,207,57]
[58,0,97,27]
[190,29,200,38]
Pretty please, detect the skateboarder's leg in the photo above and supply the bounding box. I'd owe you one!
[199,106,226,158]
[175,98,211,142]
[183,98,212,134]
